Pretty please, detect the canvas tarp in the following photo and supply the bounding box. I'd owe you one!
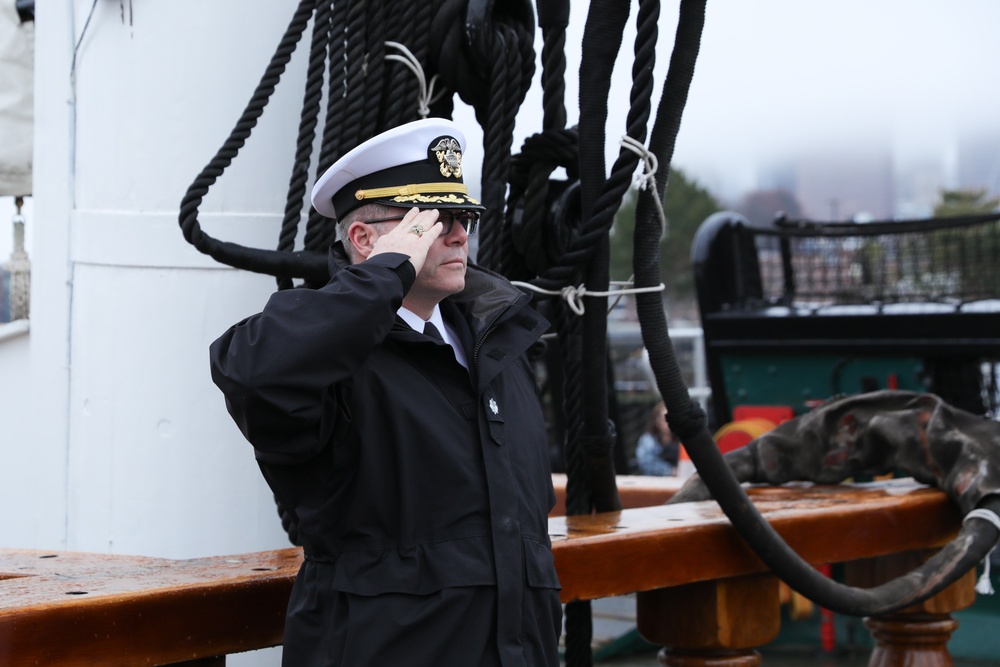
[0,3,33,196]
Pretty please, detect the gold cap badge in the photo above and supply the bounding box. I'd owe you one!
[431,137,463,179]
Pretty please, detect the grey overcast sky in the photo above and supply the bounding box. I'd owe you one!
[457,0,1000,202]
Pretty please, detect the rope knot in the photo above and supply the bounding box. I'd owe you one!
[561,284,587,315]
[620,134,669,240]
[621,135,658,191]
[514,280,665,316]
[385,41,443,118]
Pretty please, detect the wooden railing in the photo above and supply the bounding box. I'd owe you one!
[0,478,975,666]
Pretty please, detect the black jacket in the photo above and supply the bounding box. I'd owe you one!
[210,250,561,666]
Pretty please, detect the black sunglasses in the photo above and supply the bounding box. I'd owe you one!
[362,210,480,236]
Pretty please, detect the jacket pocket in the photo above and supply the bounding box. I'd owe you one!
[523,537,561,590]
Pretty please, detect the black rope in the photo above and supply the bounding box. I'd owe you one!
[527,0,656,293]
[339,0,372,155]
[558,0,662,662]
[380,2,421,126]
[631,0,999,617]
[506,128,580,278]
[178,0,328,282]
[477,33,514,271]
[504,0,574,281]
[563,599,594,667]
[537,0,569,132]
[359,0,385,142]
[276,0,334,290]
[302,0,351,253]
[431,0,535,272]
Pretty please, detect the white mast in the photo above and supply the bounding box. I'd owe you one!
[2,1,307,563]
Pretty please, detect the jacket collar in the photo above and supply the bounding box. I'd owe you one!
[327,242,530,341]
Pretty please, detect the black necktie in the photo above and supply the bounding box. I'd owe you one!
[424,321,444,342]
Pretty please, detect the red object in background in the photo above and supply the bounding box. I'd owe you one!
[712,405,795,454]
[732,404,795,425]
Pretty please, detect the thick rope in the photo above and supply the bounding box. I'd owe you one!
[302,0,351,252]
[537,0,569,133]
[559,1,661,663]
[338,0,371,157]
[380,3,422,126]
[359,0,385,142]
[477,27,531,272]
[527,0,657,293]
[631,0,1000,617]
[178,0,328,282]
[276,0,334,290]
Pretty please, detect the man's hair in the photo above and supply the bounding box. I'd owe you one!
[338,203,398,263]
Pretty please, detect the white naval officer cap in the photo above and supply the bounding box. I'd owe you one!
[310,118,484,220]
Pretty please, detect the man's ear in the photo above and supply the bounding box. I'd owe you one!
[346,221,377,260]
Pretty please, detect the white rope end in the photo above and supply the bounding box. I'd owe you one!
[963,508,1000,596]
[976,568,995,595]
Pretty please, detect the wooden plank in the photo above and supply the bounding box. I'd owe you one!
[551,481,960,602]
[0,549,300,666]
[0,479,961,664]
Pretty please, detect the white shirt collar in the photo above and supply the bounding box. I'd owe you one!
[397,304,445,334]
[397,304,468,369]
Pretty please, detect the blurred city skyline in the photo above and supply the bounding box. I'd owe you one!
[457,0,1000,221]
[672,0,1000,212]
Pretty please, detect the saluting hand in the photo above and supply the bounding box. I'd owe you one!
[368,208,443,275]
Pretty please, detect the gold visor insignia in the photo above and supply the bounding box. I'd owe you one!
[431,137,463,178]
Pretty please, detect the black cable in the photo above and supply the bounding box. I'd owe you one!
[632,0,1000,617]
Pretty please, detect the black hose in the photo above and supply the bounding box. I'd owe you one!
[632,0,999,617]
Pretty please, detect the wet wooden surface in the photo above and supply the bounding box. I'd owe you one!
[551,473,683,515]
[551,480,960,602]
[0,548,300,666]
[0,479,960,665]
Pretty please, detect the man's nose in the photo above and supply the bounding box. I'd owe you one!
[442,219,468,243]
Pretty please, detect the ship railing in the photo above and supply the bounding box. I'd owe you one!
[0,477,971,666]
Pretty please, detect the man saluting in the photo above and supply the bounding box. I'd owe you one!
[210,118,562,667]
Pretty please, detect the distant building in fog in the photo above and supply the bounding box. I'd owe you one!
[894,157,946,218]
[957,130,1000,198]
[792,144,894,220]
[744,130,1000,223]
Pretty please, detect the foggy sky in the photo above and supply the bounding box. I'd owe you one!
[458,0,1000,203]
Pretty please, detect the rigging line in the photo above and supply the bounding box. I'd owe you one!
[621,135,668,240]
[512,280,665,316]
[70,0,100,80]
[384,41,442,118]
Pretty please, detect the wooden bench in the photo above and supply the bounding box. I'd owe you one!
[0,479,975,666]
